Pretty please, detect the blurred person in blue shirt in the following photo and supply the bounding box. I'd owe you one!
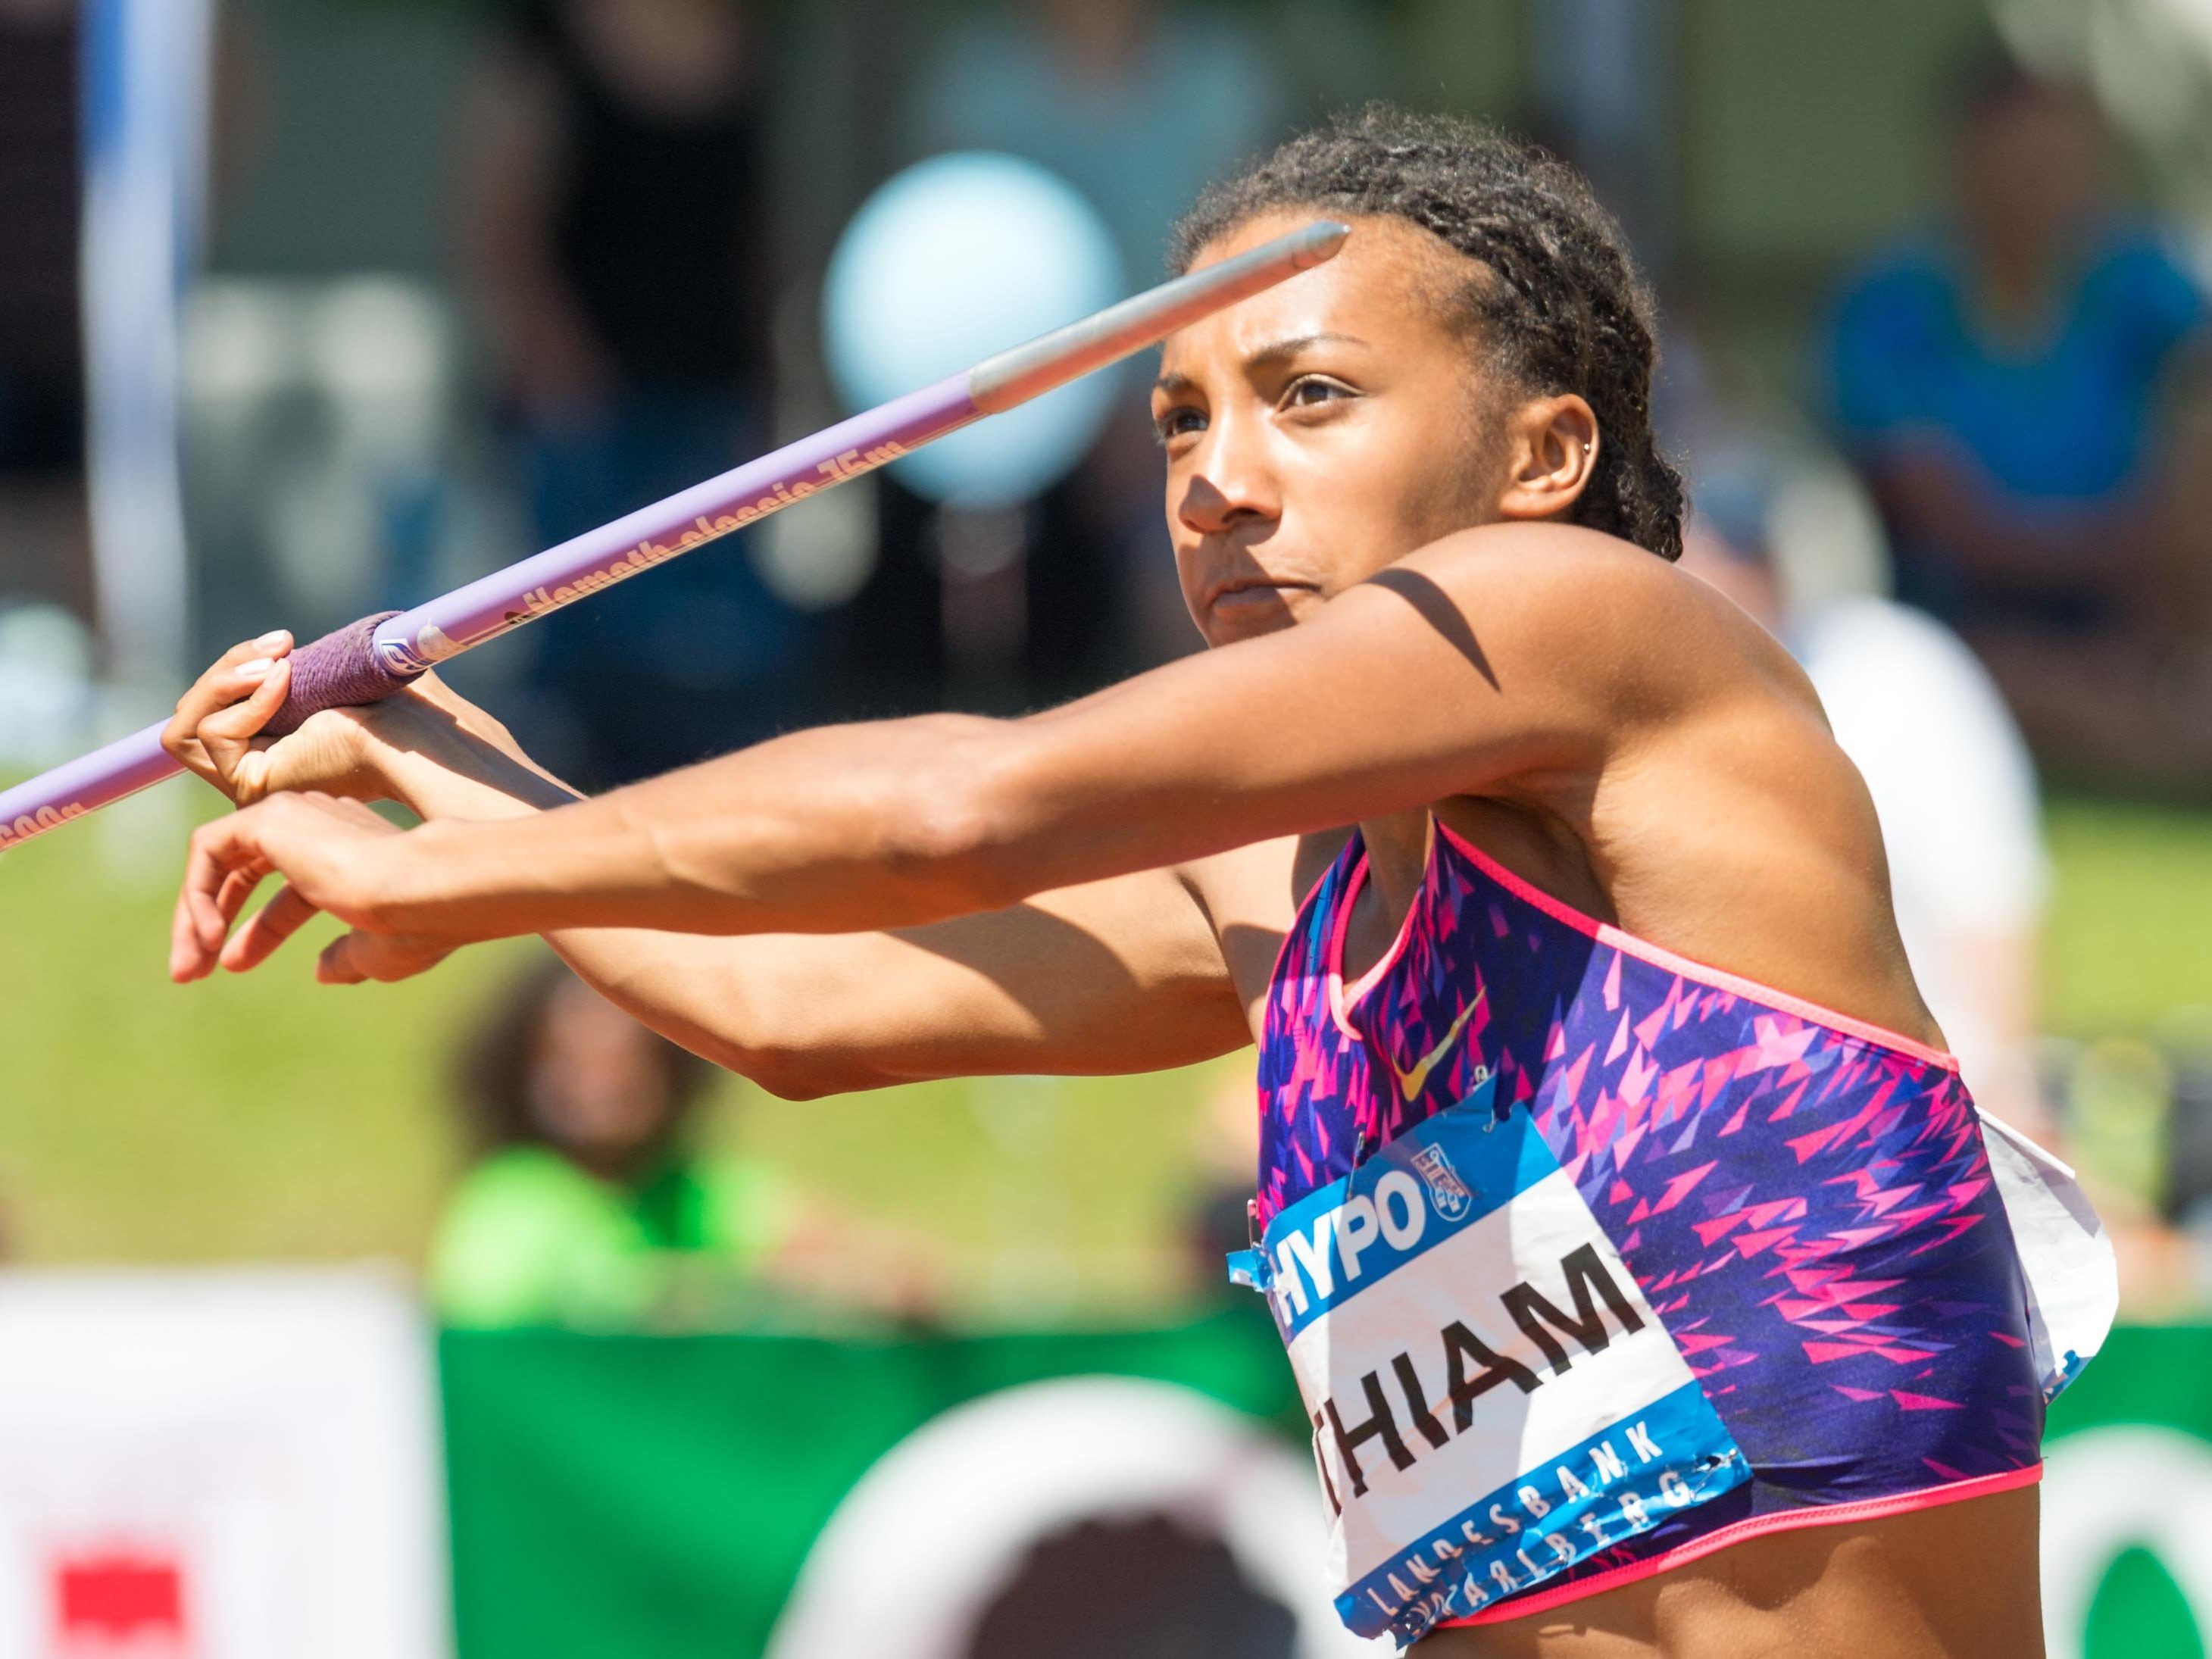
[1819,48,2212,789]
[458,0,814,790]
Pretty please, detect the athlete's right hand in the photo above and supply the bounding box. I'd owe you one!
[162,631,442,808]
[166,632,579,827]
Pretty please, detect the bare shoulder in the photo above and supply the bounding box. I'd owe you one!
[1398,520,1692,602]
[1384,523,1822,719]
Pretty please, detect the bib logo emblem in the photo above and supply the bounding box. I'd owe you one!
[1411,1145,1473,1220]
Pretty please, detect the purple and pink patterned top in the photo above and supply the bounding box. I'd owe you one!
[1254,819,2043,1626]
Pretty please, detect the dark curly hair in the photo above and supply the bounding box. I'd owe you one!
[1171,106,1684,562]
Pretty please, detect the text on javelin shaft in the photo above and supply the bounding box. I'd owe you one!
[505,442,906,621]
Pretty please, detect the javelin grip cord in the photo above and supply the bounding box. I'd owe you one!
[261,611,408,738]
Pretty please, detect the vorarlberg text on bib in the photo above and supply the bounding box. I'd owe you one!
[1230,1081,1748,1643]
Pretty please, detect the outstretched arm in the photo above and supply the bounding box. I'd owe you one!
[161,647,1247,1096]
[191,524,1673,954]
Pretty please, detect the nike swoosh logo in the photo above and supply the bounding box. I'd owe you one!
[1389,989,1486,1101]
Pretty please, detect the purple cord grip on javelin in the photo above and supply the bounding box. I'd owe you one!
[261,610,413,738]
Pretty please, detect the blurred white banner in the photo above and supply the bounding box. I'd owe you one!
[0,1269,447,1659]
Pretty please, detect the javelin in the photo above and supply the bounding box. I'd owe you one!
[0,220,1349,851]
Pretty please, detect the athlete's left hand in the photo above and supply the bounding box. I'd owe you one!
[167,792,457,986]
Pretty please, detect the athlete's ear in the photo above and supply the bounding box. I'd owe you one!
[1495,393,1598,523]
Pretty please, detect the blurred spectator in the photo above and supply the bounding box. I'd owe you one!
[430,956,797,1329]
[1681,447,2054,1140]
[0,0,92,627]
[432,955,945,1329]
[458,0,813,789]
[909,0,1285,286]
[1817,48,2212,792]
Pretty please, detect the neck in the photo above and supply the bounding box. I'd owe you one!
[1971,236,2061,332]
[1359,807,1434,918]
[566,1140,665,1188]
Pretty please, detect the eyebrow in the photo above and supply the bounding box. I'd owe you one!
[1153,332,1370,398]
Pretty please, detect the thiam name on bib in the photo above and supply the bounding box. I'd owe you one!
[1231,1083,1748,1642]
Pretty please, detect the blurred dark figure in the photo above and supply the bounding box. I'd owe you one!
[459,0,813,789]
[0,0,92,625]
[855,0,1289,698]
[911,0,1283,285]
[1819,49,2212,792]
[963,1511,1296,1659]
[430,955,797,1328]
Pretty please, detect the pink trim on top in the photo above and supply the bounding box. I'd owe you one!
[1326,817,1437,1043]
[1261,828,1364,1029]
[1437,1463,2040,1630]
[1322,854,1376,1043]
[1432,821,1960,1073]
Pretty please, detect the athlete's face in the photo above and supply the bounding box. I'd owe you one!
[1155,212,1529,647]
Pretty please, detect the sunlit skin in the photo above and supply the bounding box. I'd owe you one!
[158,213,2042,1657]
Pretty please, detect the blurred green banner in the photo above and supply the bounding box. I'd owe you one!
[2046,1326,2212,1659]
[440,1311,1307,1658]
[442,1320,2212,1658]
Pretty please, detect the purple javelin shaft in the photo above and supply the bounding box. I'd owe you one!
[370,375,976,679]
[0,219,1348,851]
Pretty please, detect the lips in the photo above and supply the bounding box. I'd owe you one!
[1204,576,1316,611]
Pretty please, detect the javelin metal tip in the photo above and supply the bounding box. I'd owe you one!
[1291,220,1352,267]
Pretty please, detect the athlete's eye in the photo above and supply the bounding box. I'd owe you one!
[1282,375,1354,412]
[1153,405,1207,445]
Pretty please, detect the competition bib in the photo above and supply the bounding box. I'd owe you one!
[1230,1081,1748,1643]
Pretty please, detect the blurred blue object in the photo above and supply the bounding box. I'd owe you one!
[823,152,1123,509]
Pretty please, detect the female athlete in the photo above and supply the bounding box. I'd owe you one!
[161,108,2056,1655]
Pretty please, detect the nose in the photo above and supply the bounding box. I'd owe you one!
[1175,405,1280,538]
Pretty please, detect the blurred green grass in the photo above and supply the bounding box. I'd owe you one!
[2044,798,2212,1039]
[2,784,2207,1309]
[0,781,1225,1315]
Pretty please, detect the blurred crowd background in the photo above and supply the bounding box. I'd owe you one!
[5,0,2212,1654]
